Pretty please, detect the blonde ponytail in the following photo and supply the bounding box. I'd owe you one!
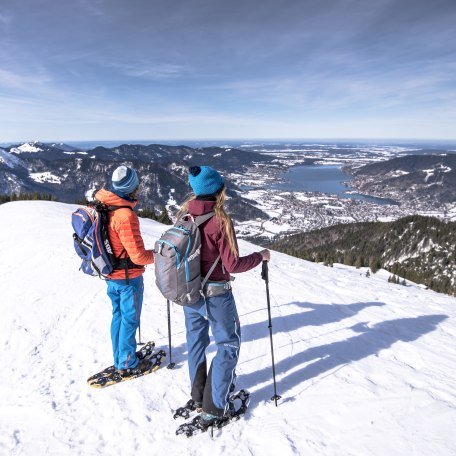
[214,188,238,258]
[178,188,238,258]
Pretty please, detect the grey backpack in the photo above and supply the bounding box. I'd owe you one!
[154,212,220,306]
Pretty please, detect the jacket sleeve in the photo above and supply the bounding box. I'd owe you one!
[216,219,262,274]
[116,212,154,266]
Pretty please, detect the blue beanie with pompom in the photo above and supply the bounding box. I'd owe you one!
[188,166,224,196]
[111,165,139,195]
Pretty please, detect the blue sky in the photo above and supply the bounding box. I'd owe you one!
[0,0,455,141]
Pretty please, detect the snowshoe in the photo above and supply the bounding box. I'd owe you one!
[176,389,250,438]
[173,399,203,420]
[87,341,155,386]
[89,349,166,388]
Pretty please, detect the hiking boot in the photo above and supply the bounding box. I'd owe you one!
[181,399,202,413]
[193,400,203,413]
[200,411,225,427]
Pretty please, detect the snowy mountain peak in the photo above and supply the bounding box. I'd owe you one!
[10,141,45,154]
[49,142,79,152]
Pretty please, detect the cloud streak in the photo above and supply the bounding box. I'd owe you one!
[102,60,190,80]
[0,68,52,90]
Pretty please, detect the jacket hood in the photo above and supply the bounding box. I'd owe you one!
[94,189,138,209]
[188,199,216,216]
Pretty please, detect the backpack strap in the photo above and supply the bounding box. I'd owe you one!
[195,212,220,288]
[201,255,221,289]
[187,211,221,288]
[107,205,133,212]
[179,211,215,226]
[89,199,133,212]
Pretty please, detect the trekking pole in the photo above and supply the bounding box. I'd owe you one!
[261,260,281,406]
[167,299,176,369]
[137,323,145,346]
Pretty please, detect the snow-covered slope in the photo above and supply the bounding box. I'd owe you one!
[0,201,455,456]
[0,148,25,169]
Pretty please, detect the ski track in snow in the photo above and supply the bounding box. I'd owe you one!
[1,201,456,456]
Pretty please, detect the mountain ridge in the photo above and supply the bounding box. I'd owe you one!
[0,142,274,221]
[346,154,456,203]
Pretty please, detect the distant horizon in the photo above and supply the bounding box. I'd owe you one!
[2,137,456,148]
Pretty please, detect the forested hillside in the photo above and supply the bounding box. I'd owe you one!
[269,215,456,295]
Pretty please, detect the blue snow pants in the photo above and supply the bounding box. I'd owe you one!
[106,276,144,370]
[183,291,241,417]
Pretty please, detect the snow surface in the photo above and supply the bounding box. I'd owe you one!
[389,170,410,177]
[29,172,63,184]
[1,201,456,456]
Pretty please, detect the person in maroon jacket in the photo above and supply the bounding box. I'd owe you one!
[178,165,270,425]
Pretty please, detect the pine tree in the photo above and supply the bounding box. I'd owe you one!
[157,208,172,225]
[74,197,89,205]
[139,207,158,220]
[355,255,363,269]
[344,253,354,266]
[1,192,56,203]
[369,258,381,274]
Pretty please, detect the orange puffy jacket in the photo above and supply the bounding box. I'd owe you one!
[95,189,154,280]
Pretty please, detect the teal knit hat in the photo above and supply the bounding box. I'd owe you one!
[188,166,224,196]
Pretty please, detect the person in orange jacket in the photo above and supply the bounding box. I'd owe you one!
[95,165,154,375]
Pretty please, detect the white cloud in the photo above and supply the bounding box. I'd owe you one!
[0,68,51,90]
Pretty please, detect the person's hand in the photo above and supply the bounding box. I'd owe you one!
[259,249,270,261]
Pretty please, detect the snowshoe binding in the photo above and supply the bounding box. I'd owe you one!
[176,389,250,438]
[173,399,203,420]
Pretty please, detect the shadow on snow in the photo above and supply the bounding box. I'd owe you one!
[240,301,385,344]
[241,309,448,410]
[165,300,447,414]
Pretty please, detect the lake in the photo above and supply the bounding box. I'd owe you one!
[273,164,397,205]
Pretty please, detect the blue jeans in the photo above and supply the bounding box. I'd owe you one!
[183,291,241,416]
[107,276,143,370]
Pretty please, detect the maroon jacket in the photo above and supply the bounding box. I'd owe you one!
[188,200,262,282]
